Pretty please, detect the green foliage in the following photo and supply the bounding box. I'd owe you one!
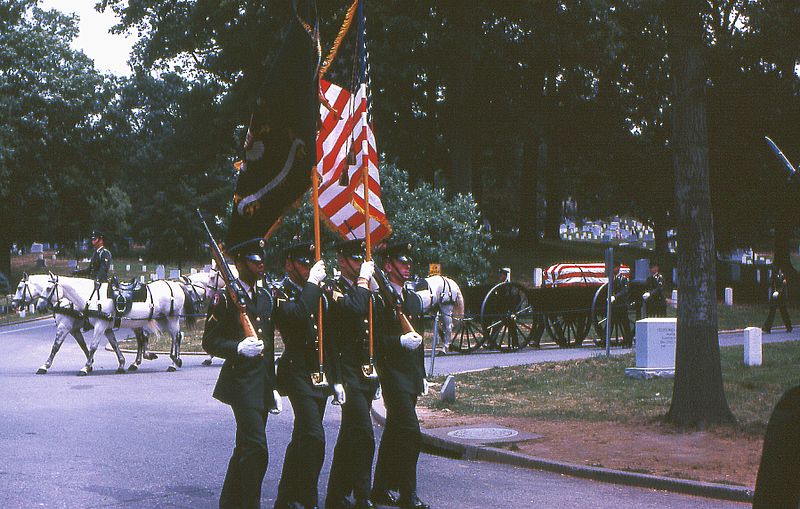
[263,164,492,285]
[88,184,132,243]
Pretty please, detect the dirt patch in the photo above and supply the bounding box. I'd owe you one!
[418,407,762,487]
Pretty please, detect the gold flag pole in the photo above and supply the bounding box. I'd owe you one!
[360,125,378,378]
[311,164,328,388]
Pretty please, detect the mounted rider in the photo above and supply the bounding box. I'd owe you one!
[73,231,112,300]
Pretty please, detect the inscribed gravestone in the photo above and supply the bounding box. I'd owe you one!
[625,318,676,379]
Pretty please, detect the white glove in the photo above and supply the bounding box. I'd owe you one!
[773,291,780,300]
[642,292,651,300]
[610,295,616,303]
[332,383,346,405]
[359,260,375,281]
[308,259,327,285]
[422,378,429,396]
[237,337,263,357]
[400,331,423,350]
[373,383,382,400]
[270,390,283,415]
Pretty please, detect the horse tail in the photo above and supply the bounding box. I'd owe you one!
[180,284,199,328]
[451,278,465,321]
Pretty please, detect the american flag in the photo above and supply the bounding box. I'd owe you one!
[315,1,390,243]
[544,263,630,288]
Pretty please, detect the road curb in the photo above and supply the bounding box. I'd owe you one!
[370,399,754,503]
[0,315,51,327]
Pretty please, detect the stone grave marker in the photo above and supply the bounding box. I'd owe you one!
[625,318,676,379]
[724,287,733,306]
[155,265,166,280]
[169,269,180,279]
[744,327,762,367]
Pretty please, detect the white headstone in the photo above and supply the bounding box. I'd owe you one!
[30,243,43,253]
[634,259,649,282]
[533,268,543,288]
[139,275,145,283]
[156,265,166,280]
[150,273,157,281]
[672,268,678,285]
[625,318,677,379]
[440,375,456,403]
[126,264,131,271]
[169,269,180,279]
[67,260,77,269]
[190,268,198,275]
[743,327,762,367]
[756,269,761,283]
[671,289,678,307]
[724,287,733,306]
[142,265,147,272]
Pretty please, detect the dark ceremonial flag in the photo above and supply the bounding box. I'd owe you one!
[226,1,320,249]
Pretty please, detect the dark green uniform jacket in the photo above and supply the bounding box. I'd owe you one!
[374,287,425,395]
[76,247,112,282]
[202,286,276,411]
[274,280,340,398]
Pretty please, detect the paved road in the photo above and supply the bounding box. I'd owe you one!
[0,320,750,508]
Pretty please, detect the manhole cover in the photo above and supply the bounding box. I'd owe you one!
[447,427,519,440]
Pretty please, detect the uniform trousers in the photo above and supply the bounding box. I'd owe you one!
[753,385,800,508]
[373,388,421,496]
[275,394,328,509]
[220,406,269,509]
[326,387,376,503]
[763,303,792,332]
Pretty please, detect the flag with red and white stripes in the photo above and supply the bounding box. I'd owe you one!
[316,80,390,242]
[544,263,630,287]
[314,0,390,243]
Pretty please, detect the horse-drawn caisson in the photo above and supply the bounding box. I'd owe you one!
[425,262,660,354]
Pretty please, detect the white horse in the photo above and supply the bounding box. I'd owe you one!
[45,274,197,374]
[184,264,238,367]
[415,275,465,353]
[11,273,97,374]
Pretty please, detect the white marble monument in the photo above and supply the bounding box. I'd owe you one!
[743,327,762,367]
[625,318,677,379]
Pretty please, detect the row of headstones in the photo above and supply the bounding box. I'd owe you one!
[64,260,212,282]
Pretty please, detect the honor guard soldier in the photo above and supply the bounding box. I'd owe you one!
[642,261,667,317]
[74,231,112,298]
[202,238,281,509]
[763,268,793,334]
[609,261,633,347]
[325,239,378,509]
[274,242,343,509]
[371,241,430,509]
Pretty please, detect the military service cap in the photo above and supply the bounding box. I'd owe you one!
[283,241,315,265]
[378,240,413,264]
[335,239,366,260]
[90,230,105,240]
[228,237,266,263]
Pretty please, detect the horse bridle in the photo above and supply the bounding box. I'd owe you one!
[12,274,36,308]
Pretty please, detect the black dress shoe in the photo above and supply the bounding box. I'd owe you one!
[371,489,399,506]
[353,499,376,509]
[397,493,429,509]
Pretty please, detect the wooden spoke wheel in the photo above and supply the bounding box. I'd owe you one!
[547,311,590,348]
[445,315,486,353]
[591,283,634,347]
[479,282,538,352]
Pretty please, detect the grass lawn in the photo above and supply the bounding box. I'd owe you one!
[423,341,800,437]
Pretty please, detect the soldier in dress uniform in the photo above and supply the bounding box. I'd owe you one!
[202,238,281,509]
[273,242,343,509]
[371,241,430,509]
[609,261,633,347]
[642,261,667,317]
[325,239,378,509]
[74,231,113,298]
[763,268,793,334]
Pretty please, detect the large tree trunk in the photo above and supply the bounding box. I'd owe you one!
[665,0,735,428]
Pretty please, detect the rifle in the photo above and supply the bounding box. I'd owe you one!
[372,265,417,335]
[196,209,260,347]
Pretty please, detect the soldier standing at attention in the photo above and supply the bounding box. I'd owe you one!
[202,238,282,509]
[763,267,793,334]
[74,231,113,298]
[325,239,378,509]
[274,242,343,509]
[609,261,633,347]
[371,241,429,509]
[642,261,667,317]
